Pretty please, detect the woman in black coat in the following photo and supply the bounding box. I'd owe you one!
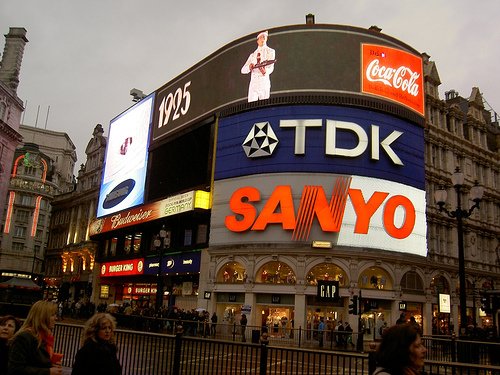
[72,313,121,375]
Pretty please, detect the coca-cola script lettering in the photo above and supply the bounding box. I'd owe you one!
[365,59,420,96]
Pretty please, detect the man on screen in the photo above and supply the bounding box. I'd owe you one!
[241,31,276,102]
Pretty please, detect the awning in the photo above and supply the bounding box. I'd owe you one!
[0,277,41,290]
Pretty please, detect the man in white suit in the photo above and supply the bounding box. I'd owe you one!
[241,31,276,102]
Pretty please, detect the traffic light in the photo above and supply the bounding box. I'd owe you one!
[349,295,358,315]
[480,295,492,314]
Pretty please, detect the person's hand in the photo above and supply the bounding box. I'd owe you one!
[50,364,62,375]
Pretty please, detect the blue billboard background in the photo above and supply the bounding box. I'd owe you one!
[144,252,201,275]
[215,106,425,190]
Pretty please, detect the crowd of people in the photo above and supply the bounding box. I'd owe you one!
[1,300,121,375]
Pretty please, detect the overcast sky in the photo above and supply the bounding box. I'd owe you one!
[1,0,498,167]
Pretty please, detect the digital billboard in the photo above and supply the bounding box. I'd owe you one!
[210,106,427,256]
[152,25,423,144]
[97,94,154,218]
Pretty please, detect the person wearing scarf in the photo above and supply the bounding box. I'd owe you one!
[8,300,62,375]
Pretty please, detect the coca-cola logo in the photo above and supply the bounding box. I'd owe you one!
[365,59,420,97]
[361,44,424,117]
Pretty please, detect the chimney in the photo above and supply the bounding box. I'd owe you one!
[305,14,315,25]
[0,27,28,93]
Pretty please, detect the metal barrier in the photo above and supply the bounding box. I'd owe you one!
[422,335,500,365]
[54,322,500,375]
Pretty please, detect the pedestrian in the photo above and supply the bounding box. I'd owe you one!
[210,312,218,337]
[318,317,326,348]
[8,300,62,375]
[372,324,427,375]
[0,315,21,374]
[71,313,122,375]
[396,313,406,325]
[240,314,248,342]
[409,316,421,334]
[344,321,353,346]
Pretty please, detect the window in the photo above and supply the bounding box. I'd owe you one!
[401,271,424,293]
[133,232,142,253]
[12,242,24,252]
[14,226,26,238]
[184,229,192,246]
[17,209,30,223]
[0,102,6,120]
[20,195,32,206]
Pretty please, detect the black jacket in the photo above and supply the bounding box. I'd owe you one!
[8,331,52,375]
[71,339,121,375]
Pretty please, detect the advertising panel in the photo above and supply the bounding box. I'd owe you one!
[152,26,423,143]
[211,106,427,256]
[100,258,145,277]
[97,94,154,218]
[89,190,210,236]
[215,105,424,190]
[144,252,201,275]
[361,44,424,116]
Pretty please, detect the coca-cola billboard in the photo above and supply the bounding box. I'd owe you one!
[362,44,424,116]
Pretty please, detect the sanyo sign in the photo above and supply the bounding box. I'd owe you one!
[212,106,426,256]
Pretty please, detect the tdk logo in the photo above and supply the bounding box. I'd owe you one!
[242,122,279,158]
[244,119,404,165]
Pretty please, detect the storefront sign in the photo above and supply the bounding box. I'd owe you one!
[399,301,407,311]
[438,293,450,313]
[271,295,281,304]
[317,280,340,302]
[100,258,144,277]
[89,190,210,236]
[123,284,157,295]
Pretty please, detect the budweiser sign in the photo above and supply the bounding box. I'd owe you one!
[362,44,424,117]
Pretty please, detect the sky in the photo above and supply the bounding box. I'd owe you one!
[1,0,499,168]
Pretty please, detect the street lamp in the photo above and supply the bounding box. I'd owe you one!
[434,167,484,335]
[154,226,169,313]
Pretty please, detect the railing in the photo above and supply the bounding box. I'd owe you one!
[422,335,500,365]
[111,313,361,350]
[54,322,500,375]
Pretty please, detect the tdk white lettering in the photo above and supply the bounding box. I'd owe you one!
[279,119,403,165]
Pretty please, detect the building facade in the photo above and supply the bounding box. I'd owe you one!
[0,125,76,285]
[44,124,107,302]
[0,28,28,220]
[88,21,499,338]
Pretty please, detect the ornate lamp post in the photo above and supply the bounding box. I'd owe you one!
[154,226,169,313]
[434,167,484,335]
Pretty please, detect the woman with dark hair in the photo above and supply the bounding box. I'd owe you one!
[71,313,121,375]
[373,324,427,375]
[0,315,21,374]
[8,300,62,375]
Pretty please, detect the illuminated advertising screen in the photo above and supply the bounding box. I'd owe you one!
[144,252,201,275]
[210,106,427,256]
[97,94,154,218]
[152,25,423,144]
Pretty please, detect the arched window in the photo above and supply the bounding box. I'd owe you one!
[401,271,424,294]
[256,261,295,284]
[359,267,393,290]
[306,263,348,286]
[430,275,450,294]
[217,262,246,283]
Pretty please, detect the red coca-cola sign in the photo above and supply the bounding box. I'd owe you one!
[362,44,424,117]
